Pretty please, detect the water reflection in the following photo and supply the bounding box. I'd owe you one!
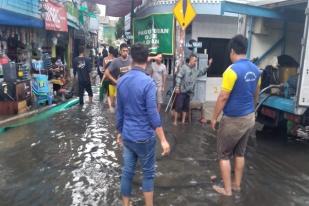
[0,98,309,206]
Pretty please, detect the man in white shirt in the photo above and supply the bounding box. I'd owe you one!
[149,53,168,111]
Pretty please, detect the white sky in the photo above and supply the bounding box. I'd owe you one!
[97,4,118,20]
[97,4,106,16]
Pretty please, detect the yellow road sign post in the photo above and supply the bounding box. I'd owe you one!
[173,0,197,30]
[173,0,197,73]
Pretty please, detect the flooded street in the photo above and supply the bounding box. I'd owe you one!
[1,95,309,206]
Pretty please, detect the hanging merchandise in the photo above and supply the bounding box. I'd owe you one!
[0,64,3,77]
[43,53,52,71]
[21,28,26,45]
[17,64,24,79]
[52,37,58,45]
[22,64,30,79]
[32,60,44,73]
[51,45,56,58]
[0,53,9,65]
[3,62,17,82]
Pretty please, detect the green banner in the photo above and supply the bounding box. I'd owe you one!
[66,2,79,19]
[133,14,174,55]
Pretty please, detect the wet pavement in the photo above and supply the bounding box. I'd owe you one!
[1,93,309,206]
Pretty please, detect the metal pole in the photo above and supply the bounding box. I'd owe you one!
[175,24,185,74]
[281,21,287,54]
[130,0,135,36]
[247,16,253,59]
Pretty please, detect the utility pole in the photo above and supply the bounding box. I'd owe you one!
[130,0,135,44]
[175,24,185,74]
[173,0,196,74]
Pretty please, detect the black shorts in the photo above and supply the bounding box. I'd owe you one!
[175,93,190,113]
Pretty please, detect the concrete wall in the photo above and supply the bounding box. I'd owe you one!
[192,15,238,40]
[190,15,238,102]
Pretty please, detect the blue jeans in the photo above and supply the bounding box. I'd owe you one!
[121,137,156,197]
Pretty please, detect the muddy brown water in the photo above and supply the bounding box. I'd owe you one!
[0,96,309,206]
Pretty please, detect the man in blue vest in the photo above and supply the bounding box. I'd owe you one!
[116,43,170,206]
[211,35,261,196]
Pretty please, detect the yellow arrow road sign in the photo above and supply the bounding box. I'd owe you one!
[173,0,197,30]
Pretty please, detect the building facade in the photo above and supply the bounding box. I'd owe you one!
[129,0,240,101]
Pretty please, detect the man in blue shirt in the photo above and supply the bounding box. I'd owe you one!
[211,35,260,196]
[116,43,170,206]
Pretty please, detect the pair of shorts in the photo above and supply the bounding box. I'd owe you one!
[79,81,93,105]
[217,113,255,160]
[157,87,164,104]
[175,93,190,113]
[108,85,117,97]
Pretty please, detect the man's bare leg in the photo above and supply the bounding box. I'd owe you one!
[157,104,161,113]
[144,192,154,206]
[213,160,232,196]
[182,112,187,124]
[233,156,245,191]
[200,106,207,123]
[111,96,115,106]
[89,96,93,103]
[109,96,115,112]
[173,112,178,125]
[107,96,113,108]
[122,196,130,206]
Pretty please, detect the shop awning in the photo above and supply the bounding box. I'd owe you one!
[90,0,142,17]
[68,20,80,30]
[0,9,43,28]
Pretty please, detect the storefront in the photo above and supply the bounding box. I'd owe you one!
[43,0,69,63]
[0,2,44,114]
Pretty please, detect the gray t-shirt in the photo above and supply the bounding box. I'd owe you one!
[151,62,167,88]
[108,57,131,80]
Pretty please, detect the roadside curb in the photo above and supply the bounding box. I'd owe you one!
[0,104,56,126]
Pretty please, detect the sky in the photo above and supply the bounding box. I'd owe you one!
[97,4,119,20]
[97,4,106,16]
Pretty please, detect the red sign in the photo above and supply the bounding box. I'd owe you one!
[44,1,68,32]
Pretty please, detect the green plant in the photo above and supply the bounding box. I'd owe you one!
[115,17,125,40]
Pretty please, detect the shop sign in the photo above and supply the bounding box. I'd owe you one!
[133,14,174,55]
[185,42,202,48]
[44,1,68,32]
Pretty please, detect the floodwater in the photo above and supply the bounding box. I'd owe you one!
[1,95,309,206]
